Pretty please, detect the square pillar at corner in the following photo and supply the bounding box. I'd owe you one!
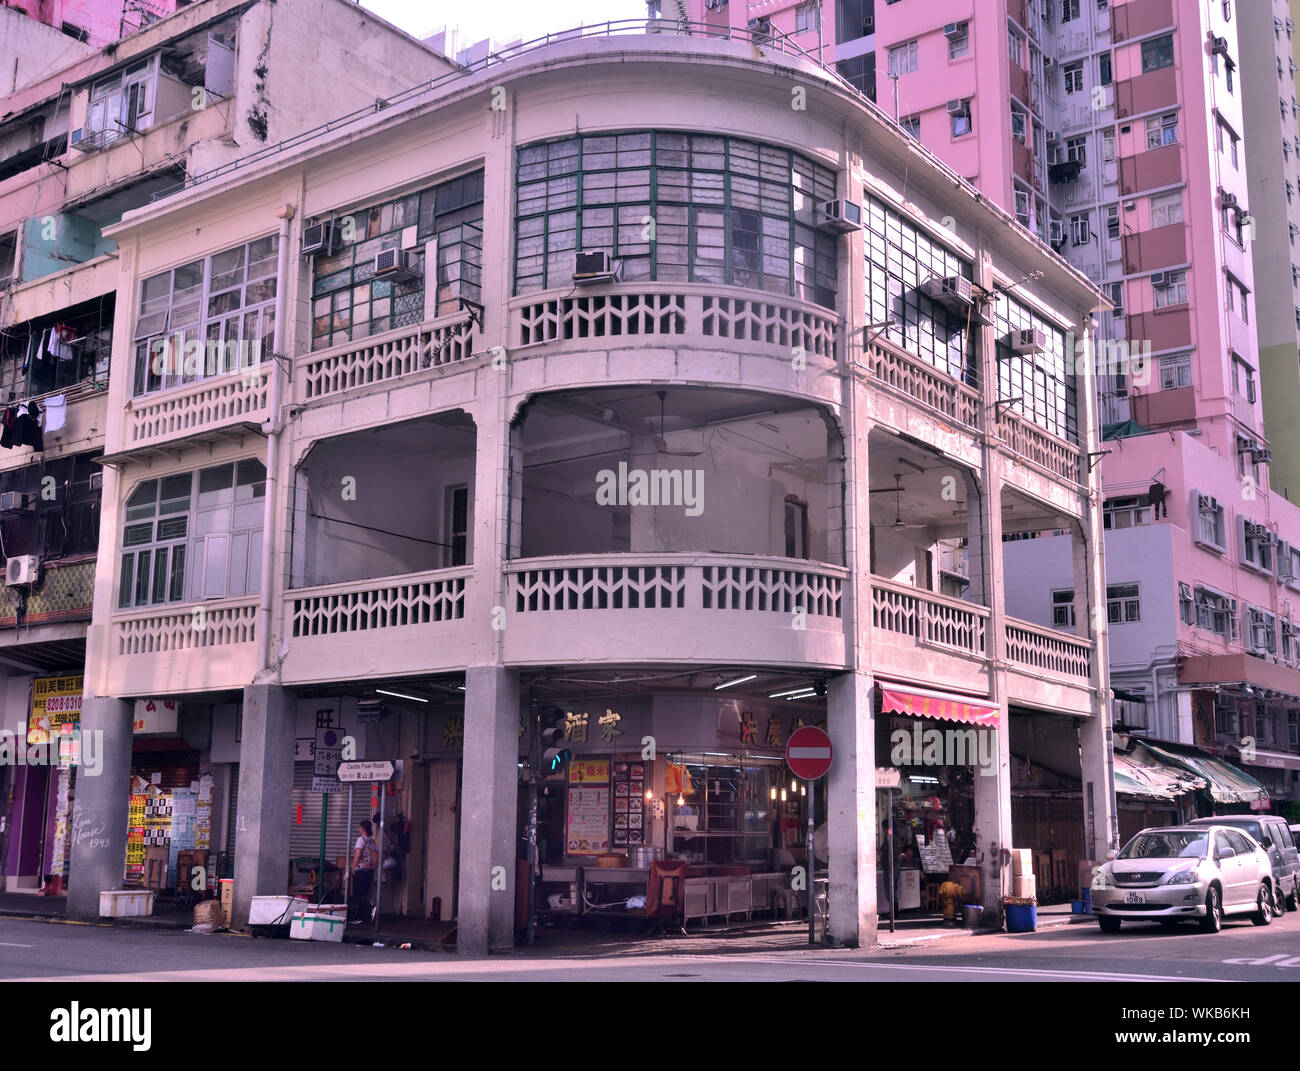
[66,697,134,920]
[231,684,297,929]
[455,665,521,955]
[826,670,875,949]
[973,711,1013,919]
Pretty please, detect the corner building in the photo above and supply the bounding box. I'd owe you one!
[70,28,1113,950]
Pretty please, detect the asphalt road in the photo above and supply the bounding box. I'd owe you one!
[2,908,1299,981]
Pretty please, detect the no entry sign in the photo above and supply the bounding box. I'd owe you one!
[786,726,832,780]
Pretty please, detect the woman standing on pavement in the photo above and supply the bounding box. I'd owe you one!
[351,820,378,923]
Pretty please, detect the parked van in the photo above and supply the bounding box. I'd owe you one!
[1189,815,1300,913]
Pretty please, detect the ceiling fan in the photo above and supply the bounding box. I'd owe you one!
[869,474,928,530]
[652,390,704,458]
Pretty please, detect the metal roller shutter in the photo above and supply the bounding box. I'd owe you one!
[225,766,239,858]
[289,763,354,864]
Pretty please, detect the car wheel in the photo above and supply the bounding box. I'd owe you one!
[1098,915,1121,934]
[1200,887,1223,933]
[1273,880,1286,917]
[1254,884,1274,926]
[1288,877,1299,912]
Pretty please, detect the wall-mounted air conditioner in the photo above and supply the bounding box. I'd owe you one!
[300,221,343,258]
[1010,327,1047,354]
[5,554,39,586]
[573,250,620,284]
[373,248,420,282]
[921,274,974,310]
[817,199,863,235]
[1149,271,1169,287]
[0,491,33,513]
[947,99,969,115]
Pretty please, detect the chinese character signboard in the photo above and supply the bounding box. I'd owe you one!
[28,675,83,745]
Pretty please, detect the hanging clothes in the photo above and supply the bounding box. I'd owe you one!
[42,394,66,434]
[13,402,42,451]
[48,326,74,362]
[0,406,16,449]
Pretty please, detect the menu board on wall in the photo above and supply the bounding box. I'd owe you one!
[569,758,610,784]
[611,760,646,848]
[566,786,610,854]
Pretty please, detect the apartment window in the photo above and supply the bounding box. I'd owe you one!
[1107,583,1140,624]
[1107,280,1123,317]
[1287,181,1294,204]
[1063,62,1084,94]
[1227,275,1249,322]
[1295,307,1300,330]
[1066,136,1087,166]
[888,40,919,76]
[1007,28,1021,66]
[1102,128,1116,161]
[1194,586,1238,638]
[1178,582,1194,626]
[1224,62,1233,94]
[1103,496,1149,529]
[1215,694,1237,735]
[1159,353,1192,389]
[1052,589,1077,627]
[1145,112,1177,149]
[1153,269,1187,307]
[948,21,970,60]
[118,460,266,609]
[1071,213,1090,245]
[87,58,155,140]
[992,291,1077,442]
[1246,607,1278,654]
[1149,190,1182,228]
[1194,494,1227,551]
[1010,110,1028,143]
[864,194,975,383]
[950,100,972,137]
[446,485,469,567]
[1140,34,1174,74]
[1232,355,1256,402]
[1105,204,1120,239]
[1293,265,1300,287]
[0,453,102,562]
[517,135,835,304]
[795,2,817,33]
[1062,0,1080,22]
[1217,120,1239,168]
[785,497,811,559]
[133,236,278,398]
[1098,52,1112,86]
[900,114,921,139]
[1240,519,1274,573]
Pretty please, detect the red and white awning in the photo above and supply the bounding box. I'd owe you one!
[877,681,1000,727]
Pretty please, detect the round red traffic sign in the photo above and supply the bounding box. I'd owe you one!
[786,726,833,780]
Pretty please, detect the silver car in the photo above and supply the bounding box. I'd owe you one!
[1091,825,1275,933]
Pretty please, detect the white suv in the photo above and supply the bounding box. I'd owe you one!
[1091,825,1275,933]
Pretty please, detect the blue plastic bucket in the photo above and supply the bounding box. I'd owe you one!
[1005,903,1037,932]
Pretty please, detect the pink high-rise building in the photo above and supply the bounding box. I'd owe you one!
[0,0,188,47]
[686,0,1300,814]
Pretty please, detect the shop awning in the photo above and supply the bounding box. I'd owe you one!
[1141,742,1269,805]
[877,681,999,727]
[1113,743,1206,801]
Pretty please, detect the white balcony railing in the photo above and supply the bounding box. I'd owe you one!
[288,568,469,637]
[870,576,989,658]
[1005,616,1092,681]
[995,407,1082,484]
[511,284,837,361]
[864,336,982,430]
[112,597,258,656]
[299,311,477,401]
[125,372,269,449]
[508,554,844,618]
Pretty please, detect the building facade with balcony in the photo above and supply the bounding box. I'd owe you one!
[63,24,1113,948]
[0,0,453,892]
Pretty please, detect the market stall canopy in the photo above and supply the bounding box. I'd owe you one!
[1113,742,1206,801]
[1141,742,1268,805]
[877,681,1000,727]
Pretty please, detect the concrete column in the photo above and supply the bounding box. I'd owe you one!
[972,715,1013,917]
[826,669,875,947]
[66,697,133,920]
[455,664,520,954]
[231,684,297,929]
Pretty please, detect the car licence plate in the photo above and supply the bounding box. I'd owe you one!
[1125,891,1145,904]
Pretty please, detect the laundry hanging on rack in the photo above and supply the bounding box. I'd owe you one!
[0,402,43,451]
[42,394,66,434]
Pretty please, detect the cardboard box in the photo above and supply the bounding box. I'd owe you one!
[1010,848,1033,877]
[1013,874,1036,900]
[219,878,233,927]
[193,899,224,927]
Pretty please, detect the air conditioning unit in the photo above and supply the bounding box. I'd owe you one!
[704,0,727,9]
[1149,271,1169,287]
[1010,327,1047,354]
[1246,521,1269,539]
[818,198,863,235]
[747,16,772,39]
[89,472,103,492]
[1281,554,1297,581]
[863,14,874,33]
[1253,447,1274,463]
[1220,190,1240,211]
[356,698,385,723]
[1198,493,1219,512]
[573,250,621,284]
[69,127,120,153]
[1209,34,1230,57]
[921,274,975,310]
[5,554,39,587]
[300,221,343,258]
[946,99,969,115]
[0,491,33,513]
[943,22,964,37]
[373,248,420,282]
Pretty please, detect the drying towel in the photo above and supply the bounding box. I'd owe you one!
[42,394,66,434]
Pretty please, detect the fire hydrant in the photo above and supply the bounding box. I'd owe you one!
[938,880,967,924]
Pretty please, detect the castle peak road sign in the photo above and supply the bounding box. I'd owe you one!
[786,726,833,780]
[337,760,395,783]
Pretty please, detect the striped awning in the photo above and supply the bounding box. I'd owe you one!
[1141,743,1269,805]
[877,681,1000,727]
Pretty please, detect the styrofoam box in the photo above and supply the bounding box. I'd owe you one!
[290,912,347,942]
[99,890,155,917]
[312,903,347,919]
[249,895,309,927]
